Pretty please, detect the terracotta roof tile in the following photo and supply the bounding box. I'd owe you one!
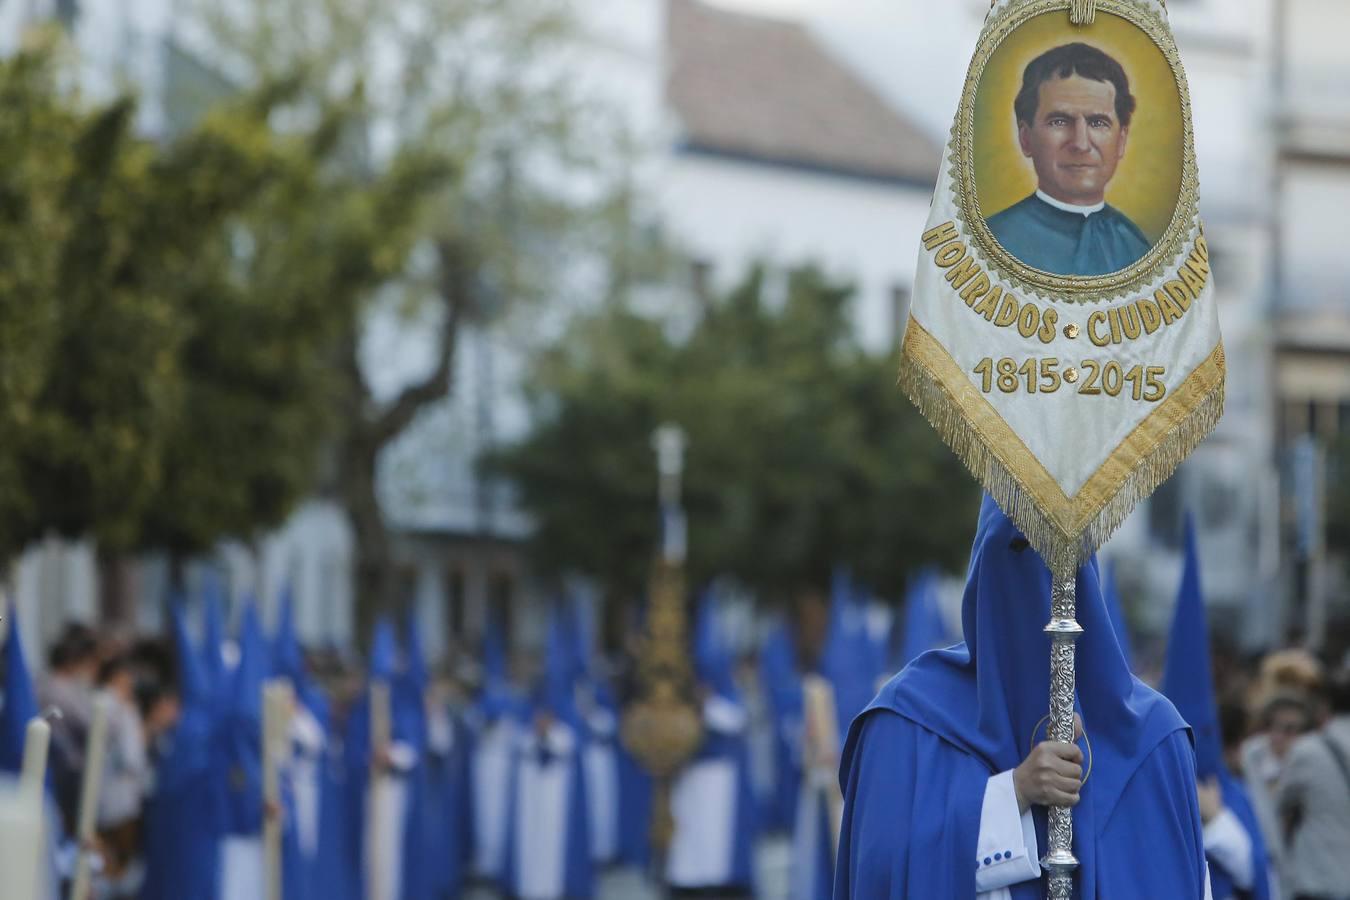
[666,0,941,184]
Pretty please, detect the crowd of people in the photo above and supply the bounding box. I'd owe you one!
[0,552,1347,900]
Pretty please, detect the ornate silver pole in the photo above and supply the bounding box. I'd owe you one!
[1043,565,1082,899]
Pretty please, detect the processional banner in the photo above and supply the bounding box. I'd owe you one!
[900,0,1222,572]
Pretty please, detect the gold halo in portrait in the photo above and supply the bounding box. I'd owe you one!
[953,0,1198,301]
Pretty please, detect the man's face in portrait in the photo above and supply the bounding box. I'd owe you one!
[1018,74,1129,207]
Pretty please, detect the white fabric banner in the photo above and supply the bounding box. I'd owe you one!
[899,0,1223,566]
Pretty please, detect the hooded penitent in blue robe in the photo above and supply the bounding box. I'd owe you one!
[471,618,525,881]
[402,613,470,900]
[614,735,653,869]
[1161,517,1271,900]
[501,609,594,899]
[795,572,880,900]
[987,194,1151,276]
[201,578,229,709]
[141,605,224,900]
[271,587,333,900]
[310,744,357,900]
[665,590,757,894]
[835,496,1210,899]
[759,620,803,833]
[895,569,954,670]
[345,618,427,900]
[0,611,40,775]
[1100,562,1134,673]
[820,570,880,737]
[219,601,270,900]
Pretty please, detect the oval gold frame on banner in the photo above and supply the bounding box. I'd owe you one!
[953,0,1197,302]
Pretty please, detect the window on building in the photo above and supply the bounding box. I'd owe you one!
[395,564,419,613]
[490,571,515,641]
[446,567,466,641]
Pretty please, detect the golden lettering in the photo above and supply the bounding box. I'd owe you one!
[1120,304,1141,341]
[1165,280,1192,313]
[1179,263,1206,298]
[923,221,959,250]
[994,293,1020,328]
[946,255,981,291]
[1088,311,1110,347]
[959,273,992,306]
[1108,307,1123,344]
[1185,248,1210,281]
[1156,287,1183,325]
[1017,302,1039,339]
[973,287,1002,321]
[934,242,966,268]
[1138,297,1162,334]
[1038,308,1058,345]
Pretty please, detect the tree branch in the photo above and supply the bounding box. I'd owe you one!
[367,237,472,447]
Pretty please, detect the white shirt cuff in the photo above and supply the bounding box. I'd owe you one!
[975,770,1041,895]
[1202,807,1254,890]
[385,741,418,772]
[703,695,748,734]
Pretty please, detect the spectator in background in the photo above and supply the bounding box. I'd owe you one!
[95,654,150,893]
[1276,668,1350,900]
[40,622,100,834]
[1243,692,1316,893]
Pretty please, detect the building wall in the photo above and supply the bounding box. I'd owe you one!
[659,153,934,351]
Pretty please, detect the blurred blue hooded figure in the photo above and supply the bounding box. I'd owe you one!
[201,577,229,711]
[471,615,523,881]
[758,619,803,833]
[501,605,595,899]
[1,610,65,900]
[403,612,470,900]
[219,600,269,900]
[664,588,757,896]
[819,568,879,738]
[0,610,40,775]
[141,603,224,900]
[795,569,893,900]
[895,569,955,670]
[270,587,332,900]
[568,597,623,868]
[835,496,1212,899]
[1162,515,1271,900]
[1101,560,1135,672]
[345,617,427,900]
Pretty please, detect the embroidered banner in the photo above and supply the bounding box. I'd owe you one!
[899,0,1223,569]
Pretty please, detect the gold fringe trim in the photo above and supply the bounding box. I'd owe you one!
[1070,0,1097,25]
[898,319,1224,571]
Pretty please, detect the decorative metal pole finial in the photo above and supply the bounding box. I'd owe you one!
[621,423,703,867]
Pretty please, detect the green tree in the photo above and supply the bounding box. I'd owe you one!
[0,36,446,625]
[135,94,450,565]
[192,0,652,633]
[0,43,79,555]
[488,266,979,607]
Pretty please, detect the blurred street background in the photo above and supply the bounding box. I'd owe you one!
[0,0,1349,898]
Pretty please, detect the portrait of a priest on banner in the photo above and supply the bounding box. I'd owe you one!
[985,42,1154,277]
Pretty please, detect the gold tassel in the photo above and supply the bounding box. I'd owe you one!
[1069,0,1097,26]
[898,350,1224,572]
